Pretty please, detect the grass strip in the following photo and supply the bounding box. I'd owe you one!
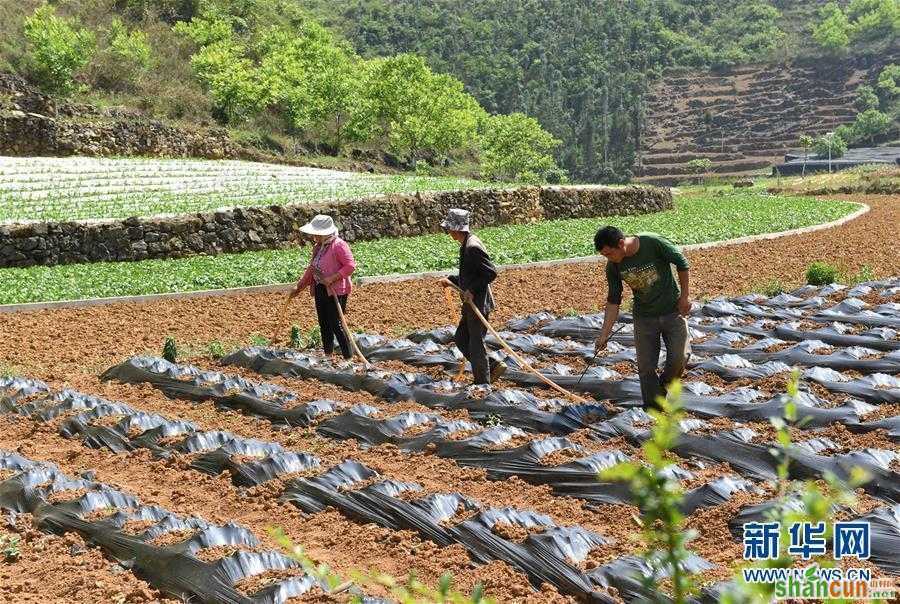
[0,193,858,304]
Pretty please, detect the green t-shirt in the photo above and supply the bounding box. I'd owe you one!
[605,233,689,317]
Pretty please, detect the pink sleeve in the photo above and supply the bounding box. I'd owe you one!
[297,264,314,289]
[335,240,356,278]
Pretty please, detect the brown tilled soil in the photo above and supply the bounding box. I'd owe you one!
[0,514,177,604]
[0,193,897,602]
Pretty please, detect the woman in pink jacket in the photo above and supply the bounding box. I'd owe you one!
[289,215,357,359]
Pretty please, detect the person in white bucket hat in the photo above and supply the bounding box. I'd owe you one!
[438,208,507,385]
[290,215,357,359]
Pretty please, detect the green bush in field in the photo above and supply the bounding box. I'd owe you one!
[23,4,95,96]
[812,132,847,159]
[603,381,696,602]
[162,337,177,362]
[805,261,840,286]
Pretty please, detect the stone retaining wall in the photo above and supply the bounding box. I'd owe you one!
[0,186,670,268]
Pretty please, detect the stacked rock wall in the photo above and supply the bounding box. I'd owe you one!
[0,186,671,268]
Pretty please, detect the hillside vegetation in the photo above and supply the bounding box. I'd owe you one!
[1,0,897,183]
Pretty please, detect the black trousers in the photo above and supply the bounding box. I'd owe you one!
[314,283,350,358]
[454,303,498,384]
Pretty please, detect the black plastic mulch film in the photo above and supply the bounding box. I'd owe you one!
[0,447,340,604]
[1,379,631,604]
[96,281,900,593]
[3,280,897,602]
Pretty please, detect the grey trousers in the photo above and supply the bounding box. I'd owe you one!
[633,312,691,407]
[455,304,499,384]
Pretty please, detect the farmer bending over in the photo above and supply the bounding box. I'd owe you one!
[290,214,357,359]
[593,226,691,408]
[438,209,507,385]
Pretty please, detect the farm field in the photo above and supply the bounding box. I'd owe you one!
[0,191,859,304]
[2,276,899,602]
[0,191,898,603]
[0,156,488,222]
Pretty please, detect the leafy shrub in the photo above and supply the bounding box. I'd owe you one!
[23,4,95,96]
[162,337,177,362]
[686,158,713,174]
[109,18,152,71]
[205,340,226,359]
[848,264,876,284]
[812,132,847,159]
[0,534,20,562]
[249,333,270,347]
[805,261,840,285]
[758,279,786,297]
[603,382,696,602]
[479,112,563,183]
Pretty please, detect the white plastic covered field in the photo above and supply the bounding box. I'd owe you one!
[0,156,483,222]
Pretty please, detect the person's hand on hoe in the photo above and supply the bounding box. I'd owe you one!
[438,277,455,289]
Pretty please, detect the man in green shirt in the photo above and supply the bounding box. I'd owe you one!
[593,226,692,408]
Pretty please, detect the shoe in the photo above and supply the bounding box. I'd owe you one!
[490,361,508,383]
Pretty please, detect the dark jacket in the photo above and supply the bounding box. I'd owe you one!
[448,233,497,312]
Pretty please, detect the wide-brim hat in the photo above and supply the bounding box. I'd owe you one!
[440,208,471,232]
[300,214,338,236]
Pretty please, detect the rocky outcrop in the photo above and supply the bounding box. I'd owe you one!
[0,186,671,268]
[0,73,371,169]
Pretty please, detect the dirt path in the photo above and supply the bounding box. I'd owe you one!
[2,195,896,379]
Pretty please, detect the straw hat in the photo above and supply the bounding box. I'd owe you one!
[300,214,338,236]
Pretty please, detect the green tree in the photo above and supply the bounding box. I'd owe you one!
[175,13,266,122]
[812,2,852,53]
[479,112,563,183]
[359,54,486,159]
[853,84,880,111]
[706,2,784,67]
[846,0,900,42]
[851,108,892,143]
[686,157,713,184]
[798,134,814,176]
[257,24,363,149]
[23,4,96,96]
[876,63,900,97]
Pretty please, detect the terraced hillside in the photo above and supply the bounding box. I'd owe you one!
[637,54,898,185]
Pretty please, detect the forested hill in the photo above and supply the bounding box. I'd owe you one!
[306,0,898,181]
[1,1,897,183]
